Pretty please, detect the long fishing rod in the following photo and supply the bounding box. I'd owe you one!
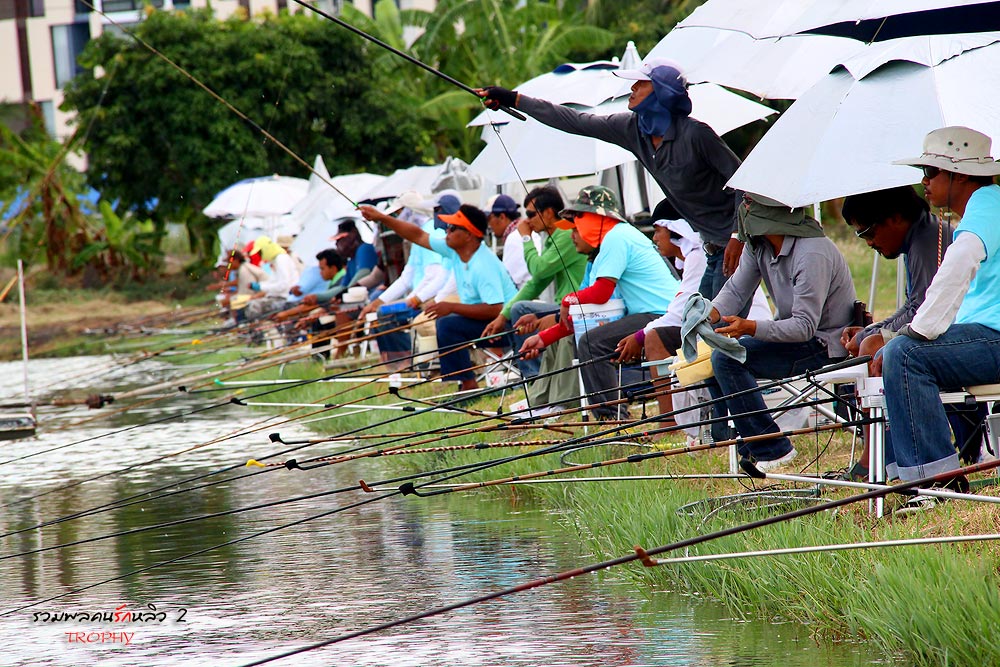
[287,0,524,122]
[0,489,403,618]
[367,358,870,494]
[0,439,564,547]
[235,455,1000,667]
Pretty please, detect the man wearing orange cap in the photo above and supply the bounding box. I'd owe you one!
[520,186,678,421]
[360,202,517,392]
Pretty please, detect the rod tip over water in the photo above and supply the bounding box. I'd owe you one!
[269,433,283,443]
[358,480,374,493]
[246,459,265,468]
[739,458,766,479]
[230,397,247,406]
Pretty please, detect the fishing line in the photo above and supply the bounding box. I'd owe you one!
[236,455,1000,667]
[287,0,524,122]
[75,0,359,208]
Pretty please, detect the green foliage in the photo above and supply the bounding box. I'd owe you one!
[583,0,701,56]
[61,9,435,263]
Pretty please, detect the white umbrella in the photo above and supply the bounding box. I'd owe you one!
[676,0,998,40]
[727,42,1000,207]
[360,164,448,200]
[470,84,776,185]
[203,175,309,219]
[647,26,862,99]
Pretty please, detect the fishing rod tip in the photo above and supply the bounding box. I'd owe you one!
[738,458,766,479]
[230,397,247,406]
[213,378,224,386]
[246,459,265,468]
[358,479,374,493]
[269,433,283,443]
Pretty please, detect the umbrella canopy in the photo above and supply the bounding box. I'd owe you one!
[470,83,775,185]
[203,175,309,219]
[727,42,1000,207]
[647,26,862,99]
[677,0,999,40]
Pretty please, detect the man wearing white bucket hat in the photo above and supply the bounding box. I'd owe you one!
[880,126,1000,496]
[519,186,678,421]
[478,58,744,299]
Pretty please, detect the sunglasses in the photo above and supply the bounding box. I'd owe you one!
[854,222,878,240]
[445,224,466,234]
[524,209,538,219]
[922,165,942,180]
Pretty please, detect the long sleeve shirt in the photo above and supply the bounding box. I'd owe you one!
[517,94,742,247]
[500,228,587,320]
[259,253,299,298]
[713,236,856,356]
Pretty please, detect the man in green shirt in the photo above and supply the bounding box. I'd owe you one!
[482,186,587,379]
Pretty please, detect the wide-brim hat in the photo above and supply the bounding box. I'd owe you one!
[893,126,1000,176]
[389,190,430,215]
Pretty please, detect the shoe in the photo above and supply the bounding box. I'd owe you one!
[893,494,938,516]
[754,447,798,472]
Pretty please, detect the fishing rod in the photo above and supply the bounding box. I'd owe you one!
[235,455,1000,667]
[644,533,1000,566]
[360,358,870,494]
[287,0,524,122]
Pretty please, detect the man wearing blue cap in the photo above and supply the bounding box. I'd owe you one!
[478,58,744,298]
[486,194,532,289]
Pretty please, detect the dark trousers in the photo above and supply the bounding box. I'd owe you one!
[577,312,659,420]
[436,314,512,382]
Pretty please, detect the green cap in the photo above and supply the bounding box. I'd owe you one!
[560,185,627,223]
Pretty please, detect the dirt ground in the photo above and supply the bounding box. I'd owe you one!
[0,298,176,360]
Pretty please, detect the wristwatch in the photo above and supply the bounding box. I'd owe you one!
[521,234,532,243]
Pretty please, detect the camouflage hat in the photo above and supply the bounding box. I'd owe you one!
[559,186,627,223]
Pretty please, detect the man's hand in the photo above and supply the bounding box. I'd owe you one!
[614,333,643,363]
[289,285,303,297]
[358,205,386,223]
[716,315,756,338]
[840,326,863,356]
[870,353,884,376]
[519,334,546,360]
[517,220,532,237]
[513,313,540,334]
[424,301,454,319]
[301,294,319,307]
[723,237,744,277]
[359,298,384,319]
[482,315,508,340]
[476,86,518,110]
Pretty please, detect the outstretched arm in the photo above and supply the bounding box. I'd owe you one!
[359,205,431,249]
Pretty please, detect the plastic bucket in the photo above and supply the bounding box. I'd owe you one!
[569,299,625,344]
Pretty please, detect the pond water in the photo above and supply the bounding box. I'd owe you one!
[0,356,899,666]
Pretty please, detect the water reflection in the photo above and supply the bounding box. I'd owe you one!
[0,357,891,666]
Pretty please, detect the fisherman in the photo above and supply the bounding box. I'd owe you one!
[482,186,587,379]
[880,126,1000,495]
[703,194,856,470]
[330,218,383,297]
[360,191,450,368]
[519,186,677,422]
[274,248,346,325]
[485,194,532,290]
[359,202,517,392]
[477,58,744,299]
[837,185,972,481]
[244,235,301,320]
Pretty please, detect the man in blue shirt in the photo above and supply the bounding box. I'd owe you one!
[332,218,382,295]
[520,186,678,420]
[360,202,517,392]
[882,126,1000,495]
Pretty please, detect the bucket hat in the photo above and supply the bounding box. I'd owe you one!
[894,126,1000,176]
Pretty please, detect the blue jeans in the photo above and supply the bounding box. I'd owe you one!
[436,314,511,383]
[509,301,558,378]
[373,309,417,354]
[699,248,726,300]
[882,323,1000,481]
[707,337,834,461]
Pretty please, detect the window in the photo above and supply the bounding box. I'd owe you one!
[51,22,91,88]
